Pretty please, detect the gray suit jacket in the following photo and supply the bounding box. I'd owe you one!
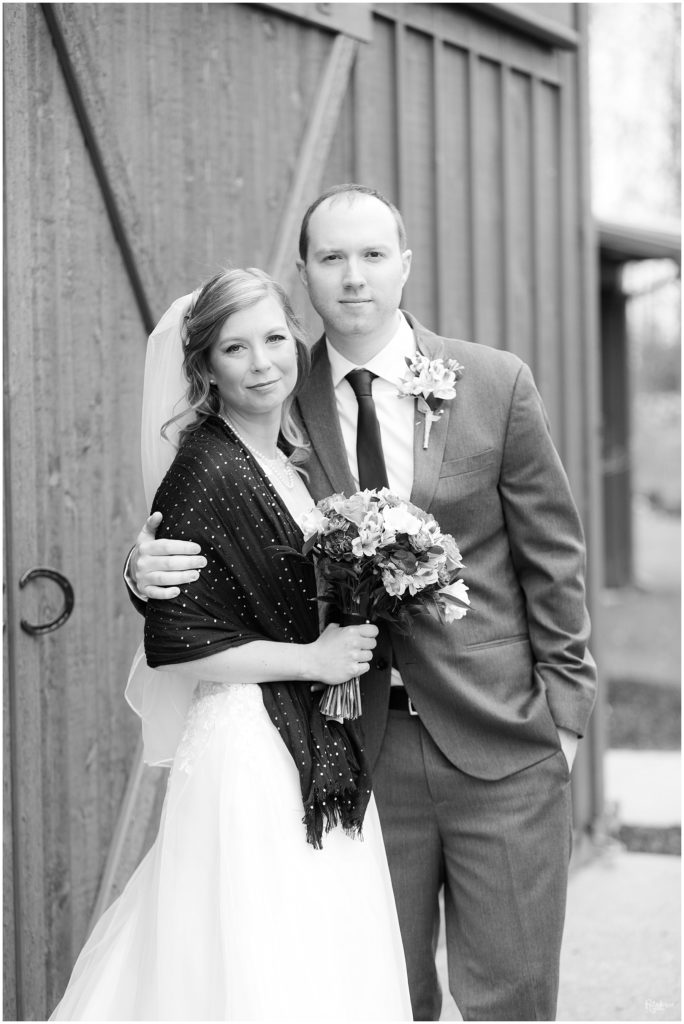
[295,311,597,778]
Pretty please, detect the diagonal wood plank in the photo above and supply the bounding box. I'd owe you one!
[42,3,164,332]
[268,33,360,287]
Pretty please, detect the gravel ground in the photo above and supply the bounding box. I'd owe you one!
[437,849,681,1022]
[556,850,681,1022]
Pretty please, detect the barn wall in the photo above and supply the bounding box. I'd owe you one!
[4,4,603,1017]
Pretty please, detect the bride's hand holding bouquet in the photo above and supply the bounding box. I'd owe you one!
[305,621,379,686]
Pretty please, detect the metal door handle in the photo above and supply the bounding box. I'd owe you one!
[19,568,75,635]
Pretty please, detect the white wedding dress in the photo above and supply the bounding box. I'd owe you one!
[51,468,411,1021]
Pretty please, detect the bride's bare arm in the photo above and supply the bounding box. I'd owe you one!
[153,623,378,686]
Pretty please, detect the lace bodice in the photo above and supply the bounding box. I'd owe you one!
[175,681,265,775]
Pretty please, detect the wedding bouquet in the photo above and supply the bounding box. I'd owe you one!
[300,488,470,719]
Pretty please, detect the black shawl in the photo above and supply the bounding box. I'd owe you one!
[144,416,371,848]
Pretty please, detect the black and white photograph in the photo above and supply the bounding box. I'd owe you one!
[3,2,680,1021]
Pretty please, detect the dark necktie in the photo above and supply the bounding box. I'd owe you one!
[346,369,389,490]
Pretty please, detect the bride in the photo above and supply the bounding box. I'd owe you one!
[51,268,411,1020]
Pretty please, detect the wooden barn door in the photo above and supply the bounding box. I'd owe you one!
[3,6,156,1018]
[3,4,369,1018]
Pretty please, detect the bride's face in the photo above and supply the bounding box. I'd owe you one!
[208,295,299,422]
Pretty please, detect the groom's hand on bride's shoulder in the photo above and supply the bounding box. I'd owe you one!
[127,511,207,601]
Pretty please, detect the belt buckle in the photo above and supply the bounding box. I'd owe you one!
[407,696,419,717]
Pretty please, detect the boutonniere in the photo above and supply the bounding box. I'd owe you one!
[397,354,465,449]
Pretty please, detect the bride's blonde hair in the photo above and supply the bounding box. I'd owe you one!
[162,267,310,466]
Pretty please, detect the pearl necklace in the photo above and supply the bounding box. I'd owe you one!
[220,414,295,489]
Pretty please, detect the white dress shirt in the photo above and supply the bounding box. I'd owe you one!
[325,312,416,501]
[326,312,418,688]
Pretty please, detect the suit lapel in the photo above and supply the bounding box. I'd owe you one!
[406,316,452,511]
[298,339,356,496]
[299,320,456,510]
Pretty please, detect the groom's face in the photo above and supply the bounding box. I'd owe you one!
[297,194,411,355]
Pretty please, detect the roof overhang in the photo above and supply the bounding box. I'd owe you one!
[598,219,681,265]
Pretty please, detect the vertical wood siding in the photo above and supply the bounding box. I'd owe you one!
[434,42,472,339]
[4,3,602,1015]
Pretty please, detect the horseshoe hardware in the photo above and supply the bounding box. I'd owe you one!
[19,567,75,635]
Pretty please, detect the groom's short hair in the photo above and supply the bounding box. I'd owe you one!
[298,184,408,261]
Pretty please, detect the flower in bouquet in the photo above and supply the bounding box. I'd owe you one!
[397,354,465,448]
[300,489,470,719]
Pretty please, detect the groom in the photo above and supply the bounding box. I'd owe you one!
[127,184,597,1020]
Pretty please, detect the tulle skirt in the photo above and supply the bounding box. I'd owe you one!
[51,682,412,1020]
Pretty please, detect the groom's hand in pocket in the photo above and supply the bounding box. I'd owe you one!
[557,726,579,773]
[126,511,207,601]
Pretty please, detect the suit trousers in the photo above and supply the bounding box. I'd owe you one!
[372,710,573,1022]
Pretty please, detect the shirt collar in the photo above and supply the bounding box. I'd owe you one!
[325,311,417,389]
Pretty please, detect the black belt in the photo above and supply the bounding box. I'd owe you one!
[388,687,419,716]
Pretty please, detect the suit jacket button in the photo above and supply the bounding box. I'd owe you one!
[375,658,389,671]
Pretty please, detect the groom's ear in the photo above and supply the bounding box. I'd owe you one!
[296,259,309,291]
[401,249,412,287]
